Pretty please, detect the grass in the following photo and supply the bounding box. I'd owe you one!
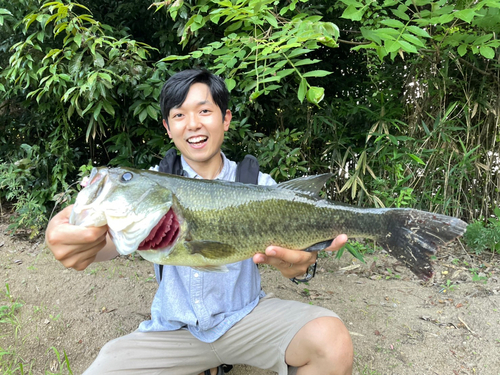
[0,345,73,375]
[439,279,458,293]
[357,366,383,375]
[0,283,73,375]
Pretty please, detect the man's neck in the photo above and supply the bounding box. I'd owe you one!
[183,153,224,180]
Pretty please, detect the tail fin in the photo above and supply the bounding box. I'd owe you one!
[377,209,467,280]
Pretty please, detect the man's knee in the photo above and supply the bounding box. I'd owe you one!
[312,317,353,366]
[286,316,353,374]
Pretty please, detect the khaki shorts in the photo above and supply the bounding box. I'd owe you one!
[83,294,339,375]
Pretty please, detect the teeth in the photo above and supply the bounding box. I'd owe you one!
[188,136,207,144]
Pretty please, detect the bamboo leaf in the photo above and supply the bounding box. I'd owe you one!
[102,100,115,116]
[408,153,426,165]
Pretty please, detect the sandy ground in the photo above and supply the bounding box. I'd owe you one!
[1,217,499,375]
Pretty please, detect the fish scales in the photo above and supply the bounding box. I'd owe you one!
[70,167,468,279]
[153,175,379,253]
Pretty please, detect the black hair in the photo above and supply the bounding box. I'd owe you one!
[159,69,230,125]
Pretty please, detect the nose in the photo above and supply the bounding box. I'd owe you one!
[186,114,202,131]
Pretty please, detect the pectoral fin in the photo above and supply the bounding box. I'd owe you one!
[185,240,238,260]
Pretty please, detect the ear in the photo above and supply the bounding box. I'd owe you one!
[223,110,232,131]
[163,119,172,138]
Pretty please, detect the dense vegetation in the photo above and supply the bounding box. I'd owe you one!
[0,0,499,250]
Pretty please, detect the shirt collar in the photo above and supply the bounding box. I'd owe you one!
[180,152,230,180]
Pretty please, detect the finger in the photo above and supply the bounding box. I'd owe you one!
[57,234,107,269]
[61,252,97,271]
[57,224,108,246]
[324,234,348,252]
[48,225,108,262]
[262,247,316,278]
[265,246,316,266]
[253,253,267,264]
[52,205,74,224]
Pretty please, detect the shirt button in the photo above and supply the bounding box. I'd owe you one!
[194,273,199,278]
[194,300,200,304]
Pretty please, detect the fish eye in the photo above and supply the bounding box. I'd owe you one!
[121,172,133,182]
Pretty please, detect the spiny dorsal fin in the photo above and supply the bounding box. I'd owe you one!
[277,173,333,196]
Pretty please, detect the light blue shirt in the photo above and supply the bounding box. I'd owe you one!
[138,153,276,342]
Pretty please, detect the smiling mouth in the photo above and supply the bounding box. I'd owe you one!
[187,135,208,145]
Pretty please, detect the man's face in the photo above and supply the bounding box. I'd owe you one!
[163,82,231,167]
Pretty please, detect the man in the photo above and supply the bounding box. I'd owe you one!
[45,69,353,375]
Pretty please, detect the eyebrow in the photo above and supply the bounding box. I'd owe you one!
[172,99,213,111]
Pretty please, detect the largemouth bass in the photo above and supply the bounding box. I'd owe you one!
[69,167,467,280]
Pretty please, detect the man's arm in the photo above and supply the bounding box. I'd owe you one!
[45,205,119,271]
[253,234,348,279]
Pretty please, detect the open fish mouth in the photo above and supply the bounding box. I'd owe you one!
[137,209,180,251]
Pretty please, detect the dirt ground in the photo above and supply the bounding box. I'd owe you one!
[1,215,499,375]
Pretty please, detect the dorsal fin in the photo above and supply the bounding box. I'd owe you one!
[276,173,333,196]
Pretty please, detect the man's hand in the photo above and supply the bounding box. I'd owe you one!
[253,234,348,279]
[45,205,117,271]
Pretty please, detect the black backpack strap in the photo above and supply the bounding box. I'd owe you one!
[157,148,183,283]
[235,154,259,185]
[158,148,184,175]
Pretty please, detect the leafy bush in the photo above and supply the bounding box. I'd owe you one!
[0,0,499,239]
[0,143,78,236]
[464,208,500,255]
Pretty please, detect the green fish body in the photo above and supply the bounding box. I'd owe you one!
[69,167,468,279]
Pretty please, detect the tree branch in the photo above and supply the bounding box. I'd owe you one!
[337,38,370,46]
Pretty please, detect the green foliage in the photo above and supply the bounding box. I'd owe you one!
[339,0,500,61]
[464,207,500,255]
[440,279,458,293]
[335,241,368,263]
[155,0,339,105]
[5,0,157,142]
[0,0,498,243]
[0,143,74,237]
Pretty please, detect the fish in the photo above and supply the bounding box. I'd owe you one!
[69,166,468,280]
